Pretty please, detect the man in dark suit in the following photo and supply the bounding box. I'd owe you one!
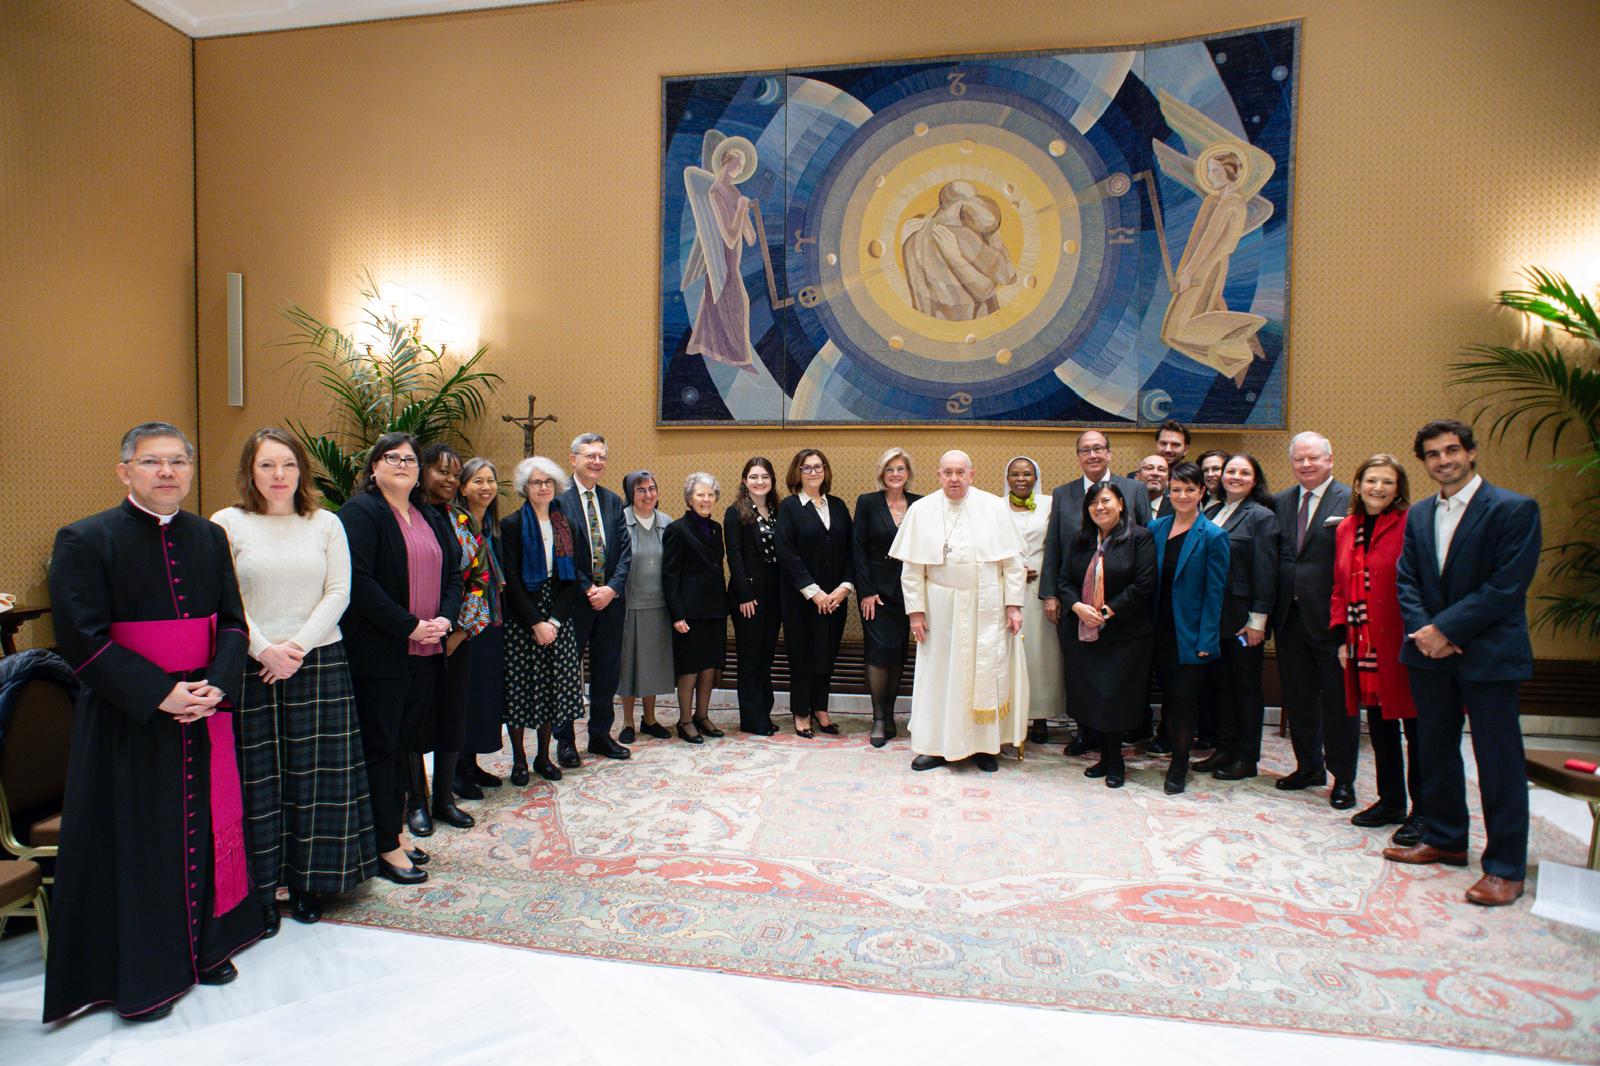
[553,432,632,766]
[1384,420,1541,907]
[1040,429,1152,753]
[1271,431,1357,807]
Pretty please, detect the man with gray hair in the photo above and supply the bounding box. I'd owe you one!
[1272,430,1357,807]
[552,432,633,765]
[890,450,1028,772]
[44,422,262,1023]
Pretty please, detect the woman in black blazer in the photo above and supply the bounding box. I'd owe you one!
[853,447,920,747]
[663,472,727,744]
[1060,482,1156,788]
[776,448,854,738]
[338,432,463,885]
[1196,453,1279,781]
[724,457,783,736]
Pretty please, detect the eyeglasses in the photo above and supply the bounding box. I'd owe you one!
[527,478,556,489]
[1076,444,1109,455]
[131,457,192,471]
[380,454,419,468]
[800,464,825,474]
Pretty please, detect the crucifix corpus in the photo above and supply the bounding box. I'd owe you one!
[502,394,559,457]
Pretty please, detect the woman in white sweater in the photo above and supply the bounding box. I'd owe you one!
[212,429,378,933]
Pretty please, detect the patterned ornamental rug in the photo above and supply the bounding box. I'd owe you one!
[326,706,1600,1061]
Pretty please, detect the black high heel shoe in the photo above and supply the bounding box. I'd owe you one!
[693,716,724,738]
[815,715,840,735]
[676,723,704,744]
[793,717,815,739]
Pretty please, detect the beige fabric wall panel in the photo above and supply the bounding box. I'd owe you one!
[1,0,196,641]
[194,0,1600,658]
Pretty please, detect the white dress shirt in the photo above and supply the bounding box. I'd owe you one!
[1434,474,1483,571]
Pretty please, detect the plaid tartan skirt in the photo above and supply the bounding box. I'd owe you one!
[238,642,379,898]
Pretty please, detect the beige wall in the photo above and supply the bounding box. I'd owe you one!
[1,0,196,644]
[172,0,1600,660]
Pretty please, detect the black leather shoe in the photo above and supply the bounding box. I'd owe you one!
[640,721,672,739]
[407,805,434,837]
[1193,736,1217,753]
[197,961,238,986]
[1191,751,1229,773]
[289,891,322,924]
[1275,768,1326,791]
[432,800,475,829]
[746,722,780,736]
[1212,759,1258,780]
[971,752,999,772]
[261,903,281,938]
[911,754,945,771]
[869,718,889,748]
[589,736,632,760]
[1329,782,1357,810]
[1143,737,1173,755]
[1390,815,1425,848]
[1164,767,1188,795]
[1064,734,1095,757]
[533,757,563,781]
[1028,720,1050,744]
[123,1003,175,1022]
[471,765,503,788]
[378,857,428,885]
[404,846,430,866]
[694,716,725,738]
[618,726,636,744]
[509,763,531,786]
[1084,760,1111,779]
[1351,802,1407,828]
[676,723,704,744]
[1105,773,1125,789]
[453,775,485,800]
[557,742,582,769]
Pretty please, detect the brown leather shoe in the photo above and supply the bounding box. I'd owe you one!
[1465,874,1525,906]
[1382,842,1468,866]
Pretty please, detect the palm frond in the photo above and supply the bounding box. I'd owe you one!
[1449,344,1600,455]
[1497,267,1600,344]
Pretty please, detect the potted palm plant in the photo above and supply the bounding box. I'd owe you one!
[279,270,502,506]
[1451,267,1599,642]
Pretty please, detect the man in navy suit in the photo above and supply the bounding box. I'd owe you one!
[1040,429,1152,753]
[553,433,633,766]
[1384,420,1541,907]
[1271,431,1357,807]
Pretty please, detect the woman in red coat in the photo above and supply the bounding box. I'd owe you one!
[1329,453,1420,846]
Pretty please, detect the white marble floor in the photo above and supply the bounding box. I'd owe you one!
[3,724,1595,1066]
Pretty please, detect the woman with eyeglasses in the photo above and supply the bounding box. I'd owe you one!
[500,457,585,782]
[454,457,509,790]
[617,470,675,744]
[1003,455,1064,747]
[776,449,854,737]
[338,433,462,885]
[212,428,377,930]
[852,447,920,747]
[725,457,783,735]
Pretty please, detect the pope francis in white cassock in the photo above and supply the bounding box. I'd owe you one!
[890,451,1029,772]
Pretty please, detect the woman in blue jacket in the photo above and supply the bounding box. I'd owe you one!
[1150,462,1229,795]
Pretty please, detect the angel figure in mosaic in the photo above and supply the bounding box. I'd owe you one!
[1152,90,1276,385]
[682,131,761,373]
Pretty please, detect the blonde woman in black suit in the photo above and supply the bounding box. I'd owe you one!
[853,447,920,747]
[776,449,854,738]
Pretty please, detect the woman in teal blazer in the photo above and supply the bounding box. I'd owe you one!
[1150,462,1230,794]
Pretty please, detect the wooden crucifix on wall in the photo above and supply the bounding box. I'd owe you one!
[502,394,558,457]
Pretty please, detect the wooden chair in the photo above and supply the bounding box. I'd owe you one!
[0,858,49,959]
[0,677,75,877]
[1525,749,1600,871]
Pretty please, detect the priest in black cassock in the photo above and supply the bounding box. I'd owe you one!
[43,422,264,1023]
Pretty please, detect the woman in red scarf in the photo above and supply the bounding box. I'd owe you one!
[1330,454,1420,846]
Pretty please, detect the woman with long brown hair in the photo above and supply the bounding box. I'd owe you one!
[775,448,854,737]
[725,456,784,734]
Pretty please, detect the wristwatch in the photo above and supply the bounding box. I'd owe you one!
[1100,605,1112,620]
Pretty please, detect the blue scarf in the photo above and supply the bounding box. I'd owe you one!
[519,501,575,590]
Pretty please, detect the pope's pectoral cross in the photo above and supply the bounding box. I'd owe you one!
[501,394,559,458]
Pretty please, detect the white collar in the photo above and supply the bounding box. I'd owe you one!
[1300,477,1332,500]
[804,493,828,510]
[1081,473,1109,491]
[127,495,177,526]
[1440,473,1483,510]
[630,508,656,529]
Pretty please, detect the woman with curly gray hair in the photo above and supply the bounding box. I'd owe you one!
[662,472,727,742]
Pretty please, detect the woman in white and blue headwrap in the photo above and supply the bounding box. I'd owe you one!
[1004,455,1065,743]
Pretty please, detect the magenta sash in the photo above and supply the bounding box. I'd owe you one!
[108,617,250,917]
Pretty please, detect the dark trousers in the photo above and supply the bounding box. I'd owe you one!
[1368,708,1420,811]
[352,655,439,853]
[1409,672,1529,880]
[558,597,624,745]
[1277,606,1358,782]
[731,599,781,731]
[1154,635,1207,762]
[1213,636,1266,765]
